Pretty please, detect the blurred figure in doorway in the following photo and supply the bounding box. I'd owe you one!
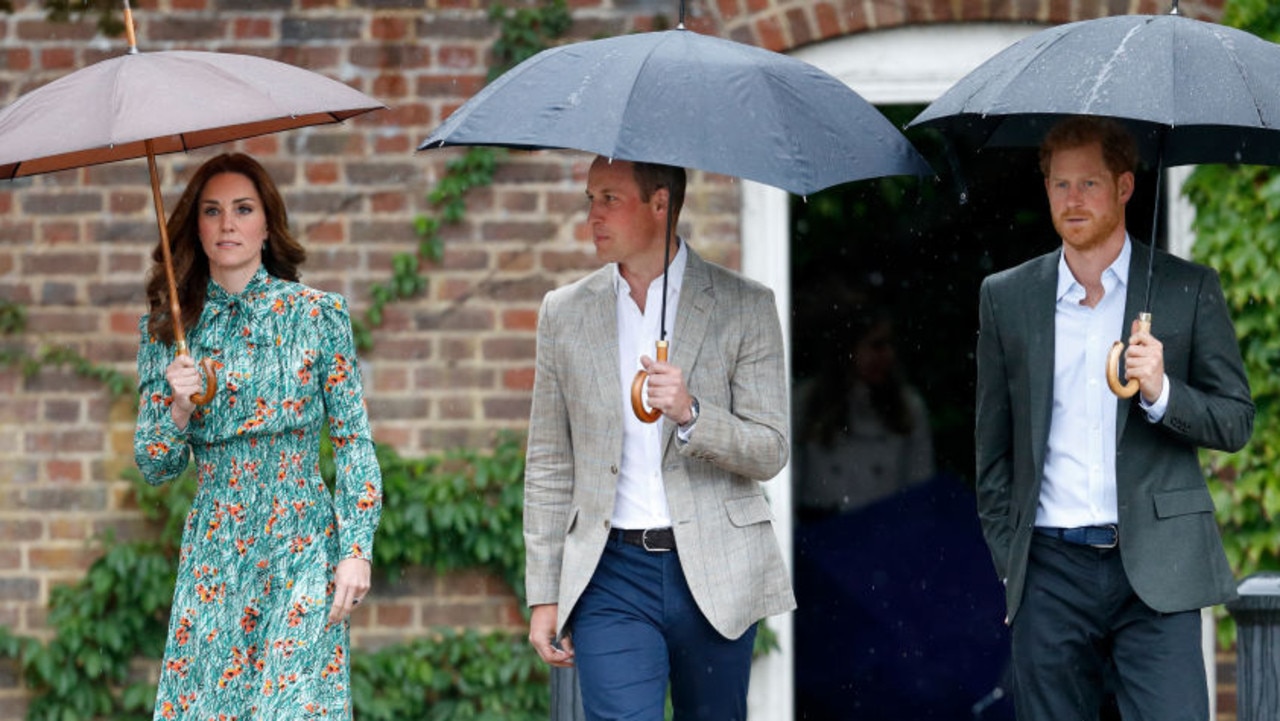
[794,283,934,520]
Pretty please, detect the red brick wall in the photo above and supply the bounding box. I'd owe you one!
[0,0,1231,717]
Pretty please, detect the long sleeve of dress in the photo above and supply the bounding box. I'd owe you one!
[316,298,382,563]
[133,316,193,485]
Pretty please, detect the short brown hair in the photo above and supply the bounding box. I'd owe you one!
[1039,116,1138,178]
[631,161,686,221]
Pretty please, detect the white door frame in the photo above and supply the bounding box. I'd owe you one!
[743,23,1209,721]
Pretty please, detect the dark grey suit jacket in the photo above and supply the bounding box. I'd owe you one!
[975,242,1253,622]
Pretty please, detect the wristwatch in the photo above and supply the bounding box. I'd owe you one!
[681,396,700,429]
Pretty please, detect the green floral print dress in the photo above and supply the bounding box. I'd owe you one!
[134,268,382,721]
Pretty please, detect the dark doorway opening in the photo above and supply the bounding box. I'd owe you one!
[789,104,1164,720]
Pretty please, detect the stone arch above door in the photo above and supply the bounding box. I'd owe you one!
[701,0,1225,55]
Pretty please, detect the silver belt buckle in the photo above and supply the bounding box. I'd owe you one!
[642,528,671,552]
[1092,524,1119,549]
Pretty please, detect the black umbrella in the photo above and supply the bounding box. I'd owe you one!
[422,12,931,421]
[909,7,1280,397]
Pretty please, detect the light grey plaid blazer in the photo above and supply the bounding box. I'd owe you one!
[523,246,796,640]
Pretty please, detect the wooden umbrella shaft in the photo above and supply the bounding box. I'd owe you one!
[145,140,216,405]
[146,140,187,354]
[123,0,137,52]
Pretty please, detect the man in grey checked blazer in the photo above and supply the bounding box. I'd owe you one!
[524,156,795,720]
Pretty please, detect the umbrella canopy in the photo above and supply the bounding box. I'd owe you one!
[909,10,1280,398]
[421,22,930,422]
[0,50,383,179]
[0,3,384,404]
[908,12,1280,167]
[420,26,932,195]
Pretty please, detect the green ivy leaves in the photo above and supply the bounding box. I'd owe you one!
[352,0,570,353]
[0,433,540,720]
[351,630,547,721]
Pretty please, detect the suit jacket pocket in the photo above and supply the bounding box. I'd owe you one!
[1153,488,1215,518]
[726,495,774,527]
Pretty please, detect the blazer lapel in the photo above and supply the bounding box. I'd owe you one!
[663,247,713,451]
[1027,250,1060,479]
[581,268,622,415]
[1116,240,1155,441]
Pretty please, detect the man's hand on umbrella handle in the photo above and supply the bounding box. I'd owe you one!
[638,354,695,425]
[630,340,668,423]
[1123,316,1164,403]
[1106,312,1151,399]
[529,603,574,667]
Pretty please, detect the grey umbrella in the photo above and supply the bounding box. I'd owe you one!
[422,16,931,420]
[420,26,930,196]
[909,8,1280,397]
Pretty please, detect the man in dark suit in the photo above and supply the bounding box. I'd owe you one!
[975,116,1253,720]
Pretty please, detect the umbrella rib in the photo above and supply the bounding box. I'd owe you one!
[1207,26,1267,127]
[1081,24,1145,114]
[611,35,668,159]
[930,25,1083,148]
[755,62,813,192]
[963,27,1077,115]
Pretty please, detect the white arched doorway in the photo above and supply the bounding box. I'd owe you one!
[744,21,1207,721]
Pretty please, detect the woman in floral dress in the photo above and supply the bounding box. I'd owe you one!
[134,153,382,720]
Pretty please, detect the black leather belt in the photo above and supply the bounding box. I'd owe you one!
[1035,524,1119,549]
[613,527,676,552]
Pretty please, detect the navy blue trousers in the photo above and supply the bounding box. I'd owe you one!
[1012,534,1208,721]
[569,535,757,721]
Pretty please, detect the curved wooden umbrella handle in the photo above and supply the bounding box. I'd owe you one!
[629,340,668,424]
[1106,312,1152,399]
[190,356,218,406]
[144,139,216,407]
[175,343,218,406]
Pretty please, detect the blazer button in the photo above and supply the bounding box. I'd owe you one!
[610,464,618,474]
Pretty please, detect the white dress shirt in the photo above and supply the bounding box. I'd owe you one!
[611,240,688,530]
[1031,242,1115,531]
[1037,237,1171,529]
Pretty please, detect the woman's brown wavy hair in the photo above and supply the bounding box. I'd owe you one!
[144,153,305,344]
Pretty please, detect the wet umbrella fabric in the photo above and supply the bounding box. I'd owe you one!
[908,13,1280,167]
[909,12,1280,396]
[422,26,931,421]
[420,27,932,195]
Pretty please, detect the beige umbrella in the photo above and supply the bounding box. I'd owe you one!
[0,1,384,403]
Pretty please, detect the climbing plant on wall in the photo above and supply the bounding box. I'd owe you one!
[0,3,572,719]
[1183,0,1280,646]
[351,0,573,350]
[0,433,545,720]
